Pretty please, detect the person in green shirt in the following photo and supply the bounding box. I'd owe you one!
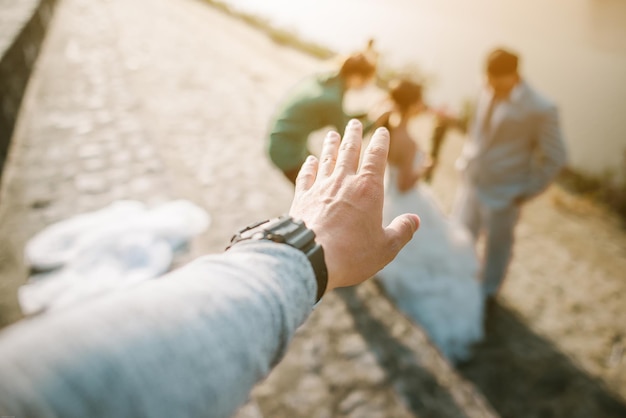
[267,46,378,184]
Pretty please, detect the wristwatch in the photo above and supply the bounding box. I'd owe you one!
[226,215,328,302]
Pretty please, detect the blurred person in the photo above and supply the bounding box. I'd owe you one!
[375,79,483,363]
[267,41,378,184]
[0,121,420,418]
[423,101,473,183]
[454,48,567,308]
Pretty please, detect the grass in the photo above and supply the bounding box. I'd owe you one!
[200,0,425,89]
[201,0,335,60]
[557,165,626,223]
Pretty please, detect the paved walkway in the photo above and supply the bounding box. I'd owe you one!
[0,0,625,417]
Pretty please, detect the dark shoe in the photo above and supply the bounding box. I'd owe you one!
[485,295,498,316]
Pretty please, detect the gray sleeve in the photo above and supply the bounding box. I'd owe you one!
[0,241,317,418]
[526,105,567,198]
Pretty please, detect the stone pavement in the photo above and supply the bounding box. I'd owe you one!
[0,0,496,416]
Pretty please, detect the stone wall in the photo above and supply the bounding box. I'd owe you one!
[0,0,57,177]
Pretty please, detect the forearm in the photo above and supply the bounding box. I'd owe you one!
[0,242,316,418]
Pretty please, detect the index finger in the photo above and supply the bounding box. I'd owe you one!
[359,127,390,179]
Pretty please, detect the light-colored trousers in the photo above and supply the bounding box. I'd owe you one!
[453,184,520,297]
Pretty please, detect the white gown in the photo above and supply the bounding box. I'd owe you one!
[377,153,484,363]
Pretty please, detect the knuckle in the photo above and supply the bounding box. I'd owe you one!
[387,234,406,256]
[295,173,311,185]
[340,142,359,152]
[321,155,336,165]
[354,177,382,197]
[324,134,341,146]
[297,169,313,179]
[360,168,384,184]
[367,144,387,157]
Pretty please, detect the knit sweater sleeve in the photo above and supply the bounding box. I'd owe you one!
[0,241,317,418]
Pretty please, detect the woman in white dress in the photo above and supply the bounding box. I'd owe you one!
[375,79,484,363]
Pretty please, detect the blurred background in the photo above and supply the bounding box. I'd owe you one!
[0,0,625,417]
[218,0,626,178]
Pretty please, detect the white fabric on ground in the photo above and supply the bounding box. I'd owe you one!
[20,200,211,315]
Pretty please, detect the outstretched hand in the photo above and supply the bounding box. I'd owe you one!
[289,119,420,292]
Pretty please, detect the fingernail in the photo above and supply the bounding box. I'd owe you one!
[375,126,389,136]
[306,155,316,162]
[349,119,360,127]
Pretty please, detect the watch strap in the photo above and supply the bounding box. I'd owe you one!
[227,216,328,302]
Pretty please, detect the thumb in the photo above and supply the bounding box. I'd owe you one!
[384,213,420,257]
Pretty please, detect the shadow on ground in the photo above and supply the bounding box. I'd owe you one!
[339,287,626,418]
[337,286,473,418]
[457,302,626,418]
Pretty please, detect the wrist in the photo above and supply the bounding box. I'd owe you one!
[227,216,328,301]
